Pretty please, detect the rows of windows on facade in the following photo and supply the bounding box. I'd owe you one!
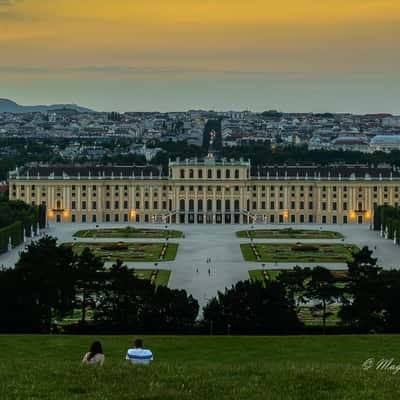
[178,168,243,179]
[10,182,397,225]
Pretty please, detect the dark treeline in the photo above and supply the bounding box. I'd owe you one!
[0,200,46,254]
[3,138,400,180]
[0,237,198,334]
[0,200,45,230]
[222,145,400,167]
[203,247,400,335]
[152,142,400,167]
[1,237,400,335]
[373,205,400,242]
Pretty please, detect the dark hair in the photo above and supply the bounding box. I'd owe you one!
[88,341,103,360]
[134,338,143,348]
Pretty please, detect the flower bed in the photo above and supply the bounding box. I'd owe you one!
[291,244,320,252]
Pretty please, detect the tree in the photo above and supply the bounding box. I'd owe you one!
[75,247,105,324]
[305,267,341,334]
[0,267,34,332]
[12,236,77,332]
[202,280,303,335]
[95,260,199,333]
[95,260,151,330]
[380,270,400,332]
[144,286,199,333]
[277,266,311,310]
[339,247,385,332]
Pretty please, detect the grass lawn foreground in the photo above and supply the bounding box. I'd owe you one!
[67,242,178,262]
[241,243,358,263]
[74,227,183,238]
[236,228,344,239]
[0,335,399,400]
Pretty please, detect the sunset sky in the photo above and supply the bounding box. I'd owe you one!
[1,0,399,112]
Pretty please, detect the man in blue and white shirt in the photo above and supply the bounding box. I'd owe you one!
[125,338,153,365]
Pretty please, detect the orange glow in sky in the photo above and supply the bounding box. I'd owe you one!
[0,0,399,111]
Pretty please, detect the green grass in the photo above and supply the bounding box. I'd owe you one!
[249,269,281,283]
[236,228,344,239]
[132,269,171,287]
[1,335,400,400]
[74,227,183,238]
[67,242,178,262]
[249,269,348,284]
[241,243,358,263]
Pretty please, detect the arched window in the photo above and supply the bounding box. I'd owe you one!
[216,199,222,211]
[208,169,212,179]
[234,199,240,211]
[180,199,185,211]
[207,199,213,211]
[198,199,203,211]
[189,199,194,210]
[180,169,185,179]
[217,169,221,179]
[226,169,231,179]
[235,169,239,179]
[189,169,194,178]
[198,170,203,179]
[56,200,61,209]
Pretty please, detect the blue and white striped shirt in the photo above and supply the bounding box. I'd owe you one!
[126,348,153,365]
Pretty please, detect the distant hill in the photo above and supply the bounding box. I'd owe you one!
[0,98,94,113]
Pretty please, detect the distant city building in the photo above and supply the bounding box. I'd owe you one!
[382,117,400,128]
[370,135,400,153]
[1,108,400,155]
[331,136,369,152]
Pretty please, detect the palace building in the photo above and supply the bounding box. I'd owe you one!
[8,158,400,225]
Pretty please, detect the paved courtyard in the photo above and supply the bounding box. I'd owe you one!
[1,223,400,307]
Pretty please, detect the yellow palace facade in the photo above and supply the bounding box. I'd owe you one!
[8,158,400,225]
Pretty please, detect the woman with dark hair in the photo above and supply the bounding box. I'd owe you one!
[82,341,105,366]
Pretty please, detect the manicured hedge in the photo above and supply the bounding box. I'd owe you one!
[373,205,400,241]
[0,201,46,254]
[0,221,23,254]
[38,204,46,229]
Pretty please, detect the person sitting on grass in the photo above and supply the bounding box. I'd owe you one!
[82,341,105,366]
[125,338,153,365]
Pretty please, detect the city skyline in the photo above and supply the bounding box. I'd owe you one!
[1,0,399,112]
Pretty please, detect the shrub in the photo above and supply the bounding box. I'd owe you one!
[291,244,320,252]
[100,243,129,251]
[0,221,23,253]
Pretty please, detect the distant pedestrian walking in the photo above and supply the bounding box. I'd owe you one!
[208,268,211,276]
